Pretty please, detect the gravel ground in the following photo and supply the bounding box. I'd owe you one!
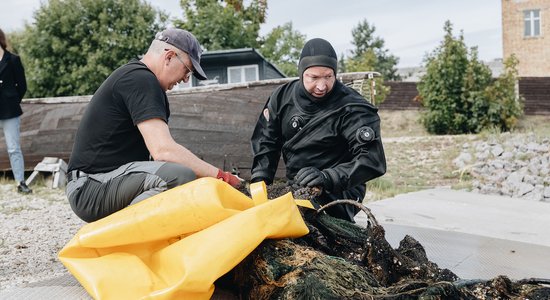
[0,182,84,291]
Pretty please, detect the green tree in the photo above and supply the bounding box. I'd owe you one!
[344,50,389,105]
[176,0,266,51]
[418,21,469,134]
[346,20,400,81]
[418,21,523,134]
[346,49,377,72]
[337,53,347,74]
[481,55,523,131]
[461,47,494,132]
[5,31,27,58]
[259,22,305,77]
[15,0,167,97]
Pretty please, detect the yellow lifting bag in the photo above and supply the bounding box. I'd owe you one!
[59,178,309,300]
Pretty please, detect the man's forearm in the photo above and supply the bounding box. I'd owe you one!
[154,143,218,178]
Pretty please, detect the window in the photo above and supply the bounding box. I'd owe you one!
[227,65,259,83]
[524,9,541,37]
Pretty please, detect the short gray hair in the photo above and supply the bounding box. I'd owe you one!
[147,39,184,56]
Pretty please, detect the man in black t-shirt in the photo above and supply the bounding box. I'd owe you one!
[67,28,241,223]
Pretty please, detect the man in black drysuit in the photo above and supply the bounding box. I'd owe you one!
[250,38,387,222]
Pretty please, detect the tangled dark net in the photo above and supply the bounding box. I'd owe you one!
[218,182,550,299]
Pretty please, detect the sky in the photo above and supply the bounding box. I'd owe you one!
[0,0,503,68]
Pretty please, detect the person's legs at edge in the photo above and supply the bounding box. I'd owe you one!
[1,117,31,194]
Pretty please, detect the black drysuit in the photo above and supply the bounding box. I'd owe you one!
[251,79,387,221]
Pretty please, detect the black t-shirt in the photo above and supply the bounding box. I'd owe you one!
[68,60,169,173]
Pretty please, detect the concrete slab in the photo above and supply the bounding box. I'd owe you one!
[0,273,237,300]
[0,275,90,300]
[357,188,550,247]
[379,223,550,280]
[355,188,550,280]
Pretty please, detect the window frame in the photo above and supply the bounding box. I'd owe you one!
[524,9,541,37]
[227,64,260,83]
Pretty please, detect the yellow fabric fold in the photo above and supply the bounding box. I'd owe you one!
[59,178,309,300]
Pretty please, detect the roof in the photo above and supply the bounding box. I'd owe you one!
[201,48,287,77]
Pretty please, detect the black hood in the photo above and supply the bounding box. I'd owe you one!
[298,38,338,103]
[298,38,338,77]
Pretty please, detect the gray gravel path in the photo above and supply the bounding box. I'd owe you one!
[0,183,84,291]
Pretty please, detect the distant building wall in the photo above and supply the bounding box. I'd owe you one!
[518,77,550,115]
[378,82,421,111]
[502,0,550,77]
[378,79,549,115]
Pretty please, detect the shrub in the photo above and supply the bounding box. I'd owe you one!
[417,21,523,134]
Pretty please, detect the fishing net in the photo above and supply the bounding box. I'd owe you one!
[220,182,550,299]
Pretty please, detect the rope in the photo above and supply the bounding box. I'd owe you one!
[317,199,379,227]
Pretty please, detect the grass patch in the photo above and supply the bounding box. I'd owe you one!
[514,115,550,137]
[0,176,14,185]
[365,177,426,201]
[379,110,427,138]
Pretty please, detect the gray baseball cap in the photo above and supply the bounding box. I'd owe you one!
[155,28,207,80]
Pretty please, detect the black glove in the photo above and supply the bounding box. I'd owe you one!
[294,167,332,190]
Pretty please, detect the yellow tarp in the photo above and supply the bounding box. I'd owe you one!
[59,178,310,299]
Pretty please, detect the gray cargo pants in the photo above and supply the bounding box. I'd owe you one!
[66,161,196,222]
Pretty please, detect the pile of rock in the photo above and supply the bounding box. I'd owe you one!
[453,133,550,201]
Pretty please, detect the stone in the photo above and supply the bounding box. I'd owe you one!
[491,145,504,157]
[516,182,535,197]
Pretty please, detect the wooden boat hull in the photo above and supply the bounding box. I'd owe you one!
[1,80,292,179]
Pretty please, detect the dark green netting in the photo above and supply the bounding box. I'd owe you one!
[222,183,550,299]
